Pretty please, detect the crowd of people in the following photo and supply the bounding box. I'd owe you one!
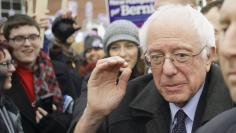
[0,0,235,133]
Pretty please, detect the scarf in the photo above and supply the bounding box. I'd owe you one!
[33,51,62,110]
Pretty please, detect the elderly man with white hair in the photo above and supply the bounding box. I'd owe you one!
[71,4,234,133]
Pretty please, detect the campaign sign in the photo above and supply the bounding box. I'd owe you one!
[106,0,155,27]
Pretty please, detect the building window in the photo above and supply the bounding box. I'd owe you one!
[0,0,24,17]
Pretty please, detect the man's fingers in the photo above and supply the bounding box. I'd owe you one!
[92,56,128,76]
[117,68,132,91]
[36,110,43,118]
[35,107,49,123]
[96,56,126,65]
[36,110,43,123]
[52,104,57,111]
[37,107,48,116]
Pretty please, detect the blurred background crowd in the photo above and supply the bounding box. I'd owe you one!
[0,0,228,133]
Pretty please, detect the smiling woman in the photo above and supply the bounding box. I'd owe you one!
[103,19,145,79]
[0,45,16,90]
[0,44,24,133]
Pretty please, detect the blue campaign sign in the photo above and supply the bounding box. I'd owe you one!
[106,0,155,27]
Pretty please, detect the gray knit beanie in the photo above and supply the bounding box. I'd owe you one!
[103,20,140,54]
[84,35,103,54]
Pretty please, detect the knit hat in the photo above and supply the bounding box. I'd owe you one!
[103,20,140,54]
[52,16,80,43]
[84,35,103,54]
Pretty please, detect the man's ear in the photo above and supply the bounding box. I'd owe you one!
[206,47,216,72]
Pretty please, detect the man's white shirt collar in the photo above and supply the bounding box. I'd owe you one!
[169,83,204,133]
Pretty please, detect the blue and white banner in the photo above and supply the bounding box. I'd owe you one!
[106,0,155,27]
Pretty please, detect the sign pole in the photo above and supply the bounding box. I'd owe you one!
[61,0,68,14]
[35,0,48,48]
[26,0,34,16]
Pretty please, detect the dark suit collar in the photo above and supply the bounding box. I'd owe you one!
[193,64,234,131]
[129,80,165,114]
[129,79,171,133]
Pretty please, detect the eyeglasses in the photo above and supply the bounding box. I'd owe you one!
[0,60,16,69]
[144,45,208,68]
[9,34,40,45]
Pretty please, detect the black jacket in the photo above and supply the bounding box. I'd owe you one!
[52,61,78,99]
[69,64,234,133]
[195,107,236,133]
[4,61,76,133]
[70,71,139,130]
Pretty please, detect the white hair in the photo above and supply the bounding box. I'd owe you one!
[139,4,215,57]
